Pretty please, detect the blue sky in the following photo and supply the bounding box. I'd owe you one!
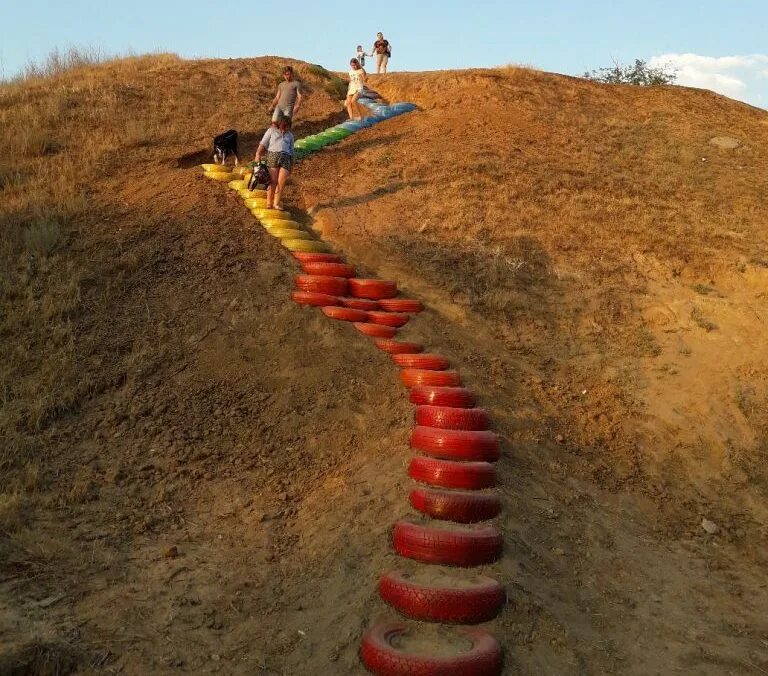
[1,0,767,107]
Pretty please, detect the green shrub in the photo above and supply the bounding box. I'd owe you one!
[307,64,331,79]
[324,77,347,100]
[584,59,677,86]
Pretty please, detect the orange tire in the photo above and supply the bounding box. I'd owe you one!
[349,278,398,300]
[339,297,380,311]
[400,369,461,388]
[292,252,343,263]
[321,306,369,322]
[374,339,425,355]
[392,353,449,370]
[410,427,500,462]
[301,262,356,278]
[354,322,397,338]
[378,298,424,313]
[410,487,501,523]
[361,623,502,676]
[378,571,505,624]
[367,311,410,328]
[409,386,476,408]
[415,406,490,431]
[294,274,349,296]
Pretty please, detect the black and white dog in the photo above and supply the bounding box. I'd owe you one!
[213,129,239,166]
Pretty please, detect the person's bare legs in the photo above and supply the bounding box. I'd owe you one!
[273,167,291,208]
[346,96,359,119]
[351,92,363,120]
[356,96,367,120]
[267,167,279,207]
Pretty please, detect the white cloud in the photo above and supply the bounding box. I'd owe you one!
[649,53,768,107]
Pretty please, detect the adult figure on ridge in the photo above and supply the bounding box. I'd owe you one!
[269,65,303,123]
[371,32,391,74]
[346,58,368,120]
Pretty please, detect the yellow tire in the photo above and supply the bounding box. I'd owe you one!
[200,163,228,172]
[204,171,237,181]
[240,189,268,199]
[269,229,313,240]
[228,180,248,190]
[245,198,270,209]
[263,219,302,230]
[253,209,291,221]
[282,239,330,253]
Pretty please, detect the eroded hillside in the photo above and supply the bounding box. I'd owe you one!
[2,57,767,675]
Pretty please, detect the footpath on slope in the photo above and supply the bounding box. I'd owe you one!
[201,101,510,675]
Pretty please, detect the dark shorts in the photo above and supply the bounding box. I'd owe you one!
[265,151,293,172]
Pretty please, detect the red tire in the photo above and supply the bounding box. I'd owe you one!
[367,311,410,328]
[290,291,340,307]
[361,623,502,676]
[400,369,461,388]
[377,298,424,313]
[410,386,476,408]
[410,427,500,462]
[301,261,356,278]
[294,274,349,296]
[349,278,398,300]
[393,353,449,370]
[339,297,379,311]
[408,457,496,490]
[392,521,502,566]
[354,322,397,338]
[378,571,505,624]
[415,406,490,431]
[374,339,424,355]
[322,306,369,322]
[410,488,501,523]
[292,252,343,263]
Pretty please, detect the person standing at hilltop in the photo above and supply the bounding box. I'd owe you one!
[355,45,367,68]
[269,65,303,123]
[371,32,391,74]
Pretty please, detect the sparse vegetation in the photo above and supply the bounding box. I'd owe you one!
[2,53,768,676]
[324,76,348,100]
[692,283,713,295]
[584,59,677,85]
[23,218,61,257]
[307,63,331,79]
[691,306,718,331]
[18,46,110,80]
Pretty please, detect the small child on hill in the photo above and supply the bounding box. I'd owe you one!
[356,45,367,68]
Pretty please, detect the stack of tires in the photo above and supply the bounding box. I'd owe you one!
[287,253,505,675]
[199,103,506,673]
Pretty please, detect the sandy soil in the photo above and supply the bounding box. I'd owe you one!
[2,58,768,675]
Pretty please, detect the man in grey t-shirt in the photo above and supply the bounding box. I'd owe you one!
[270,65,303,123]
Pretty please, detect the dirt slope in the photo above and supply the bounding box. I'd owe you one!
[2,57,768,675]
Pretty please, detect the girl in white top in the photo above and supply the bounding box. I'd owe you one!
[346,58,367,121]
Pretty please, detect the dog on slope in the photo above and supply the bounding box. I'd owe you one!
[213,129,239,166]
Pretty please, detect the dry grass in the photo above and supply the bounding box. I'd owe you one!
[0,50,345,505]
[0,54,766,671]
[357,67,768,288]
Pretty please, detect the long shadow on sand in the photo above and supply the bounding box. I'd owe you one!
[312,180,428,211]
